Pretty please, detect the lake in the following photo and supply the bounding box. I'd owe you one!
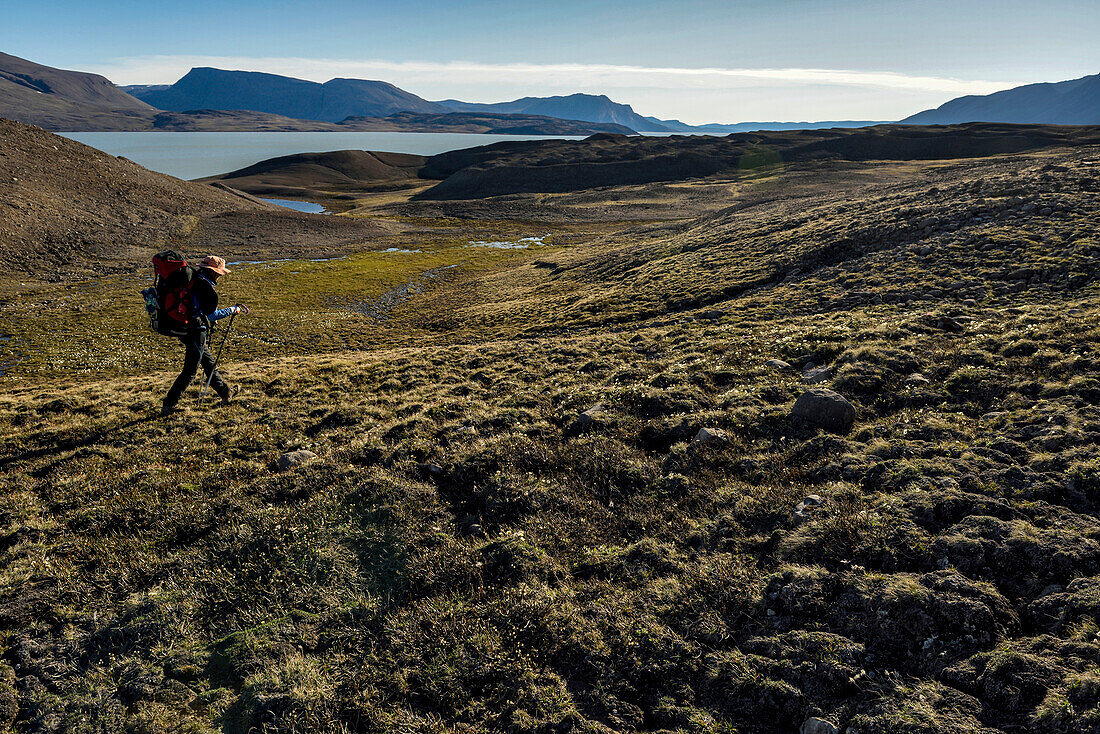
[60,131,586,180]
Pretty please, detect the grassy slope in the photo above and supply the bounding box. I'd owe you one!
[0,145,1099,733]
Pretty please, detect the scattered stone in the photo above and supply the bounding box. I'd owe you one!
[276,449,317,472]
[801,717,838,734]
[566,404,609,436]
[802,365,833,385]
[793,493,827,521]
[922,314,964,333]
[692,427,728,446]
[765,359,791,370]
[791,389,856,434]
[416,463,444,481]
[904,373,930,386]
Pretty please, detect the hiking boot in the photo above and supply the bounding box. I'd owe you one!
[220,385,240,405]
[160,402,178,418]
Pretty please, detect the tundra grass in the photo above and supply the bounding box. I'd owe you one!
[1,148,1099,733]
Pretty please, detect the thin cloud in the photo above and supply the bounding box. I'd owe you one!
[92,55,1015,95]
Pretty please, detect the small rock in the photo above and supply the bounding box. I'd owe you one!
[416,463,445,480]
[566,404,609,436]
[801,717,839,734]
[802,365,833,385]
[791,389,856,434]
[692,427,728,446]
[276,449,317,472]
[936,316,964,333]
[764,359,791,370]
[904,373,930,385]
[803,494,824,506]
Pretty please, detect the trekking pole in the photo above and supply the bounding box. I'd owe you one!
[199,311,237,401]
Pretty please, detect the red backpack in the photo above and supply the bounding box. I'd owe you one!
[142,250,199,336]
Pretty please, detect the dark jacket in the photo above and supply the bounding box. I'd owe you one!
[191,269,236,323]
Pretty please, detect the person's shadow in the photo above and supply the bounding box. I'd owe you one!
[0,416,157,472]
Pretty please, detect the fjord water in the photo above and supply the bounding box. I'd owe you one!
[60,131,585,180]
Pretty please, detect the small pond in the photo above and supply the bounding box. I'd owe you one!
[261,198,327,214]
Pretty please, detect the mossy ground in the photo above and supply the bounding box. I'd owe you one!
[1,147,1099,733]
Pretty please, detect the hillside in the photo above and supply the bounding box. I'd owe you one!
[0,119,402,275]
[0,51,154,130]
[201,149,428,198]
[133,67,446,122]
[1,123,1099,733]
[438,93,673,132]
[0,117,267,272]
[903,72,1100,125]
[414,122,1100,199]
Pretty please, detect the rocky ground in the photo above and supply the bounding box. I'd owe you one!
[0,127,1098,733]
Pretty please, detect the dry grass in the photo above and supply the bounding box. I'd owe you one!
[0,145,1099,733]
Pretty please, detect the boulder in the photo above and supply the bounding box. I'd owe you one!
[801,718,838,734]
[791,389,856,434]
[276,449,318,472]
[692,427,728,446]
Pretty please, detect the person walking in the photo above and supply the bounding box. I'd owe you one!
[161,255,249,416]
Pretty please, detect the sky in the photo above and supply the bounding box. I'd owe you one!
[2,0,1097,124]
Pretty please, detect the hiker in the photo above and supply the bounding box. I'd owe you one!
[161,255,249,416]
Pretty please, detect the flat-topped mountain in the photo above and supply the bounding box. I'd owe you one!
[438,93,673,132]
[131,67,447,122]
[0,51,154,130]
[903,72,1100,125]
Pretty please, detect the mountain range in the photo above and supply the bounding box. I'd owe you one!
[2,51,1097,134]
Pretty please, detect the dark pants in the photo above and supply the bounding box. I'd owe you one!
[164,335,228,408]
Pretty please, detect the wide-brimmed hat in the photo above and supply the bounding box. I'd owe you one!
[199,255,231,275]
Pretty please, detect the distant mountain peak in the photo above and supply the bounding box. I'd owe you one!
[435,93,672,132]
[902,73,1100,125]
